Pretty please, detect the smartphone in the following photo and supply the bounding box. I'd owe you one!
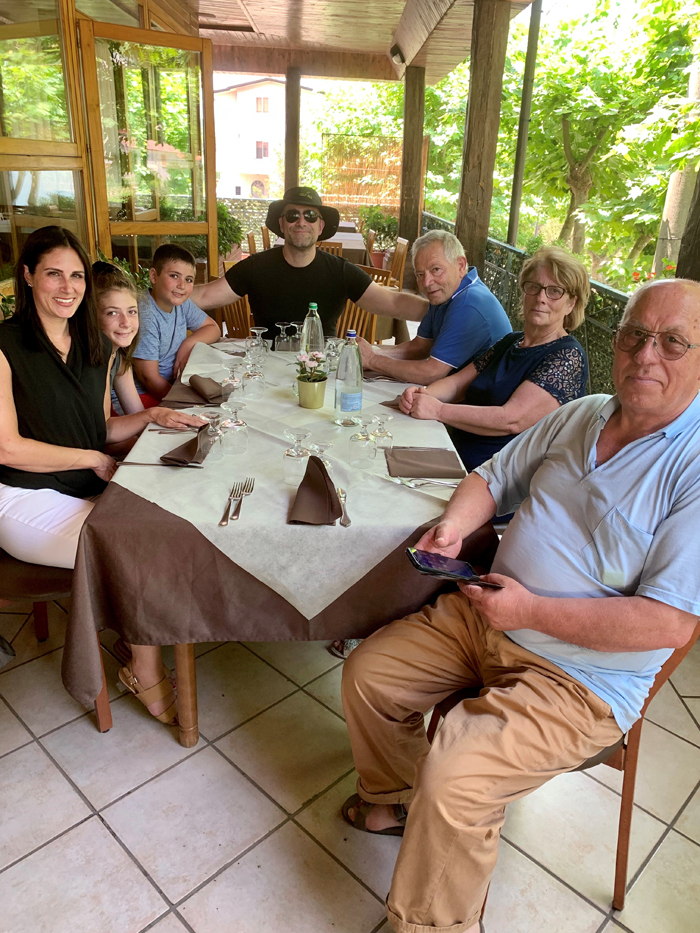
[406,547,504,588]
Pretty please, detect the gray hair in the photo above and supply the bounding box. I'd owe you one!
[412,229,466,266]
[623,277,700,322]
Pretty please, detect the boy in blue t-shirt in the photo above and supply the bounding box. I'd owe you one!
[132,244,221,401]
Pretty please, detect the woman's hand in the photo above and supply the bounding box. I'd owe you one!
[91,452,118,482]
[399,385,420,415]
[149,409,207,431]
[409,387,443,422]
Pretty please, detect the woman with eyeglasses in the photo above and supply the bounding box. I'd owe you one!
[400,246,590,472]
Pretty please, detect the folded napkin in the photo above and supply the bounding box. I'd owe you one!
[381,395,403,410]
[160,424,213,466]
[189,374,231,403]
[288,456,342,525]
[162,377,230,409]
[384,447,466,479]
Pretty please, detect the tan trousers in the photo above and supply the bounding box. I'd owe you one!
[341,592,623,933]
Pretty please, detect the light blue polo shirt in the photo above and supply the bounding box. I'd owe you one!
[133,291,209,383]
[475,392,700,731]
[417,267,511,369]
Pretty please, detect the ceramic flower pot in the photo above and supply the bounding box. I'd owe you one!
[297,377,327,409]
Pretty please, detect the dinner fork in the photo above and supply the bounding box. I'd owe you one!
[219,481,243,526]
[230,476,255,521]
[397,478,460,489]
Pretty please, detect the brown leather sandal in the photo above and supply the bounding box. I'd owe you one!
[342,793,406,836]
[113,639,176,690]
[118,665,178,725]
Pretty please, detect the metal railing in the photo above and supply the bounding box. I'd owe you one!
[421,212,630,395]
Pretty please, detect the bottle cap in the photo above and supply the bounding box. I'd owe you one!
[309,303,318,310]
[346,329,357,337]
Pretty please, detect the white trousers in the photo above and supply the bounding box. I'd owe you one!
[0,483,95,570]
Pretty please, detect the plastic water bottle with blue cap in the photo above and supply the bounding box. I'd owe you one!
[334,329,363,426]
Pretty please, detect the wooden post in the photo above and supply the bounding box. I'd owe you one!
[455,0,511,273]
[285,66,301,191]
[676,169,700,282]
[398,65,426,245]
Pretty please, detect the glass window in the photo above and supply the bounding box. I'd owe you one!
[111,234,209,284]
[255,141,268,159]
[95,39,206,223]
[0,0,71,143]
[75,0,141,28]
[0,170,87,273]
[256,97,268,113]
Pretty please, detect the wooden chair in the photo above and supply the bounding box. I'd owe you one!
[318,241,343,257]
[261,225,271,250]
[356,263,392,286]
[221,294,252,339]
[425,529,700,912]
[246,231,257,255]
[336,298,377,344]
[365,228,376,255]
[388,236,409,289]
[223,260,236,273]
[0,548,112,732]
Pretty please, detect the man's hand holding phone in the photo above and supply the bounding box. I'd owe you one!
[460,574,537,632]
[414,520,463,559]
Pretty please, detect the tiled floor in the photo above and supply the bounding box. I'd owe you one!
[1,600,699,933]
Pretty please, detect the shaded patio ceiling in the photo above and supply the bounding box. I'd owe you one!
[196,0,530,84]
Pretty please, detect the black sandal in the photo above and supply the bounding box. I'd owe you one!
[342,793,407,836]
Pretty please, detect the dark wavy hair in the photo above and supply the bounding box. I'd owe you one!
[14,226,104,366]
[92,261,140,371]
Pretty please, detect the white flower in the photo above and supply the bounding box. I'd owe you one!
[311,351,325,359]
[297,352,310,362]
[306,360,318,369]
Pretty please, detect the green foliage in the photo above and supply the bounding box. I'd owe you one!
[0,34,69,142]
[97,248,151,291]
[1,295,15,321]
[215,200,244,255]
[358,205,399,250]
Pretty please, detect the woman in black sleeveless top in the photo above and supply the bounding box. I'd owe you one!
[0,227,201,725]
[400,247,590,473]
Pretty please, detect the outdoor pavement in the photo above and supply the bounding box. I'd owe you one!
[1,598,699,933]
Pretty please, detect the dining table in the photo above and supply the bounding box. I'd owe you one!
[65,342,473,747]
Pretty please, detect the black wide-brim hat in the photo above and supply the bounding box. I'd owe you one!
[265,187,340,241]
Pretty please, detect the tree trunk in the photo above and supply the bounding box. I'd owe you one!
[558,176,592,247]
[676,168,700,282]
[627,232,654,266]
[572,216,586,255]
[653,59,700,273]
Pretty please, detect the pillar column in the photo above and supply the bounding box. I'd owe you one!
[285,66,301,191]
[398,65,426,245]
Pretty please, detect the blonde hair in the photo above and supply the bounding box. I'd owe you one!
[519,246,590,331]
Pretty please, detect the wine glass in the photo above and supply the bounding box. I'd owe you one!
[221,357,243,395]
[325,336,345,372]
[202,411,224,462]
[283,429,311,486]
[349,421,376,467]
[275,322,291,351]
[243,360,265,399]
[370,415,393,452]
[309,440,333,474]
[289,322,303,353]
[222,401,248,456]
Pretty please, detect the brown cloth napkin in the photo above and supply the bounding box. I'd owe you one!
[381,395,403,410]
[288,456,342,525]
[162,377,230,409]
[384,448,466,479]
[160,424,213,466]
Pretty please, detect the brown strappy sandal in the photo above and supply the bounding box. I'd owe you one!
[118,665,178,725]
[342,793,406,836]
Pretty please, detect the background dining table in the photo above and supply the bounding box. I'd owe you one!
[66,343,469,746]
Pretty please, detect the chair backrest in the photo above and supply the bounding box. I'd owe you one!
[318,241,343,257]
[261,225,271,250]
[223,261,236,273]
[366,229,376,254]
[356,264,392,286]
[336,298,377,344]
[221,294,252,339]
[246,231,257,255]
[389,237,409,289]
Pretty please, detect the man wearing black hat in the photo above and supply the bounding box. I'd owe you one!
[192,187,428,340]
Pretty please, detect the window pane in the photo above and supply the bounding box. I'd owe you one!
[95,39,206,223]
[75,0,141,27]
[0,170,87,272]
[0,0,71,143]
[111,234,209,283]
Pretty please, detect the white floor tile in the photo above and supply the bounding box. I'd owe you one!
[296,771,401,898]
[305,664,345,719]
[216,691,355,813]
[587,719,700,821]
[685,697,700,722]
[675,784,700,845]
[616,830,700,933]
[0,647,121,736]
[0,612,29,645]
[0,743,90,870]
[179,821,385,933]
[148,914,190,933]
[670,641,700,697]
[0,599,32,614]
[2,603,67,672]
[41,695,198,809]
[194,643,296,740]
[483,839,605,933]
[502,770,666,909]
[103,747,285,902]
[244,640,339,685]
[645,682,700,745]
[0,817,167,933]
[0,700,32,756]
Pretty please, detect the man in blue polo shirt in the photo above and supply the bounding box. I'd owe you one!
[358,229,511,384]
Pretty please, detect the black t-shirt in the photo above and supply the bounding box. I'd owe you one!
[225,247,372,341]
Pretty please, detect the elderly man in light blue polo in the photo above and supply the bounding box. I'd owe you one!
[341,277,700,933]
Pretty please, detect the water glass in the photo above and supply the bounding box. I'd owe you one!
[325,337,345,372]
[274,321,291,351]
[202,412,224,462]
[283,429,311,486]
[243,364,265,399]
[221,402,248,456]
[309,440,333,474]
[370,415,393,453]
[349,422,376,467]
[289,322,304,353]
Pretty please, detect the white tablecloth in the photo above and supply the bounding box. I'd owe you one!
[114,343,458,619]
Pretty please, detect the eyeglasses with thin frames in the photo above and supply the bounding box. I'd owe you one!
[615,324,700,361]
[522,281,569,301]
[283,209,320,224]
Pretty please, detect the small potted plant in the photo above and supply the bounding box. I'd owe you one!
[359,205,399,268]
[295,351,328,409]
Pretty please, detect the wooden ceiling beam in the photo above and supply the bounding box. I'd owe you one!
[211,44,398,80]
[391,0,457,74]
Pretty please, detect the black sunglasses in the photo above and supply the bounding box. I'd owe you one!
[283,208,320,224]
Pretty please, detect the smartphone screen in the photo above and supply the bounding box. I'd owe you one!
[406,548,504,588]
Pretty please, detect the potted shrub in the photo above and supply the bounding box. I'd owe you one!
[295,351,328,409]
[359,205,399,268]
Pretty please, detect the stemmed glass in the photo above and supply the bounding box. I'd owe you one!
[370,415,393,453]
[222,401,248,456]
[221,357,243,396]
[275,322,291,351]
[243,359,265,399]
[201,411,224,462]
[283,429,312,486]
[289,322,303,353]
[309,440,333,474]
[349,421,376,467]
[325,337,345,372]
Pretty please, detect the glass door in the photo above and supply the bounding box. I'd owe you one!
[79,19,217,280]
